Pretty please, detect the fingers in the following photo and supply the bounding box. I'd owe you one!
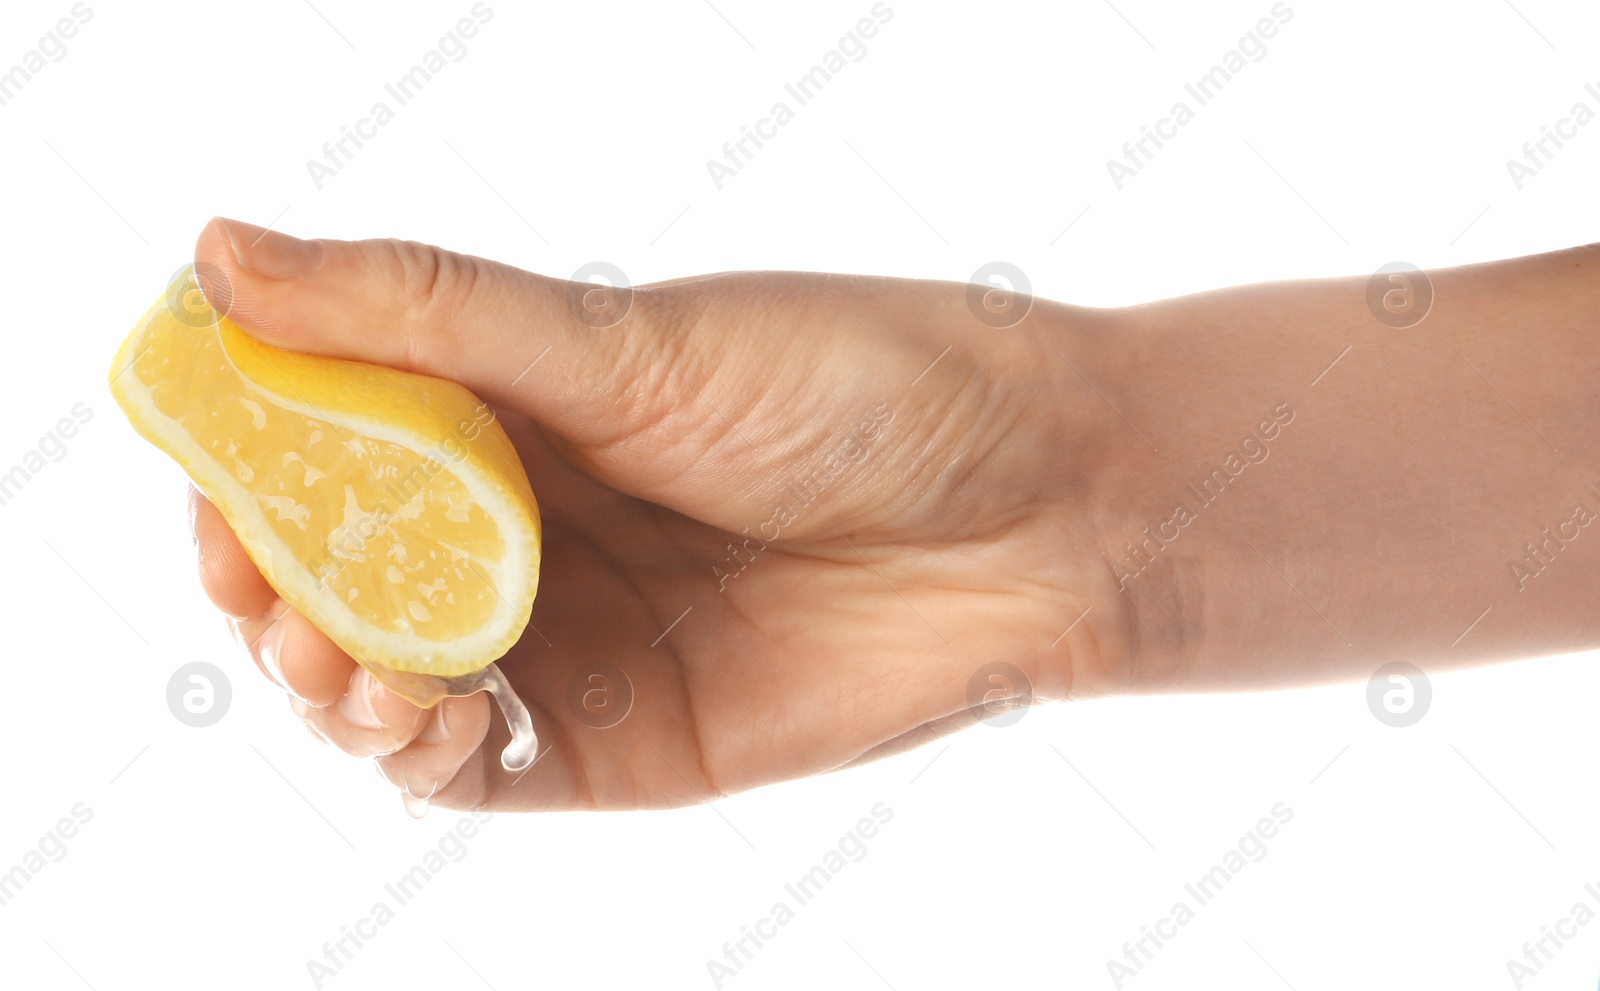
[192,218,666,446]
[259,609,359,708]
[191,486,276,621]
[193,484,348,702]
[374,694,491,799]
[194,470,516,804]
[302,667,431,757]
[228,599,289,688]
[235,604,421,753]
[193,485,385,710]
[236,603,430,761]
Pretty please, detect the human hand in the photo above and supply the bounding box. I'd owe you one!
[190,218,1134,812]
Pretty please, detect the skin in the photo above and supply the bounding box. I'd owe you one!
[191,218,1600,812]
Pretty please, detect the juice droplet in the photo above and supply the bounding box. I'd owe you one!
[481,662,538,772]
[402,781,437,819]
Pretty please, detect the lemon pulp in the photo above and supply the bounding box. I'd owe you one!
[109,270,540,678]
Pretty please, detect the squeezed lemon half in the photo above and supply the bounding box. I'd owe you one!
[109,269,541,679]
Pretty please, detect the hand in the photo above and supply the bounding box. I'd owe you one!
[190,218,1133,812]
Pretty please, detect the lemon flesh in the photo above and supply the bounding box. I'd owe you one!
[109,271,540,678]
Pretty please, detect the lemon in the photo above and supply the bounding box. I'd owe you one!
[109,268,541,679]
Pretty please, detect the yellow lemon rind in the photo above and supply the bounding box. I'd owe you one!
[108,294,540,679]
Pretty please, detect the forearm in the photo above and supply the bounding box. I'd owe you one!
[1085,244,1600,693]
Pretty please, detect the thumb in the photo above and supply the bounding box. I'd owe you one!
[194,217,668,450]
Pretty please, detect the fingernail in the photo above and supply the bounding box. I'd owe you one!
[416,705,451,746]
[338,668,387,731]
[260,619,306,702]
[218,217,322,281]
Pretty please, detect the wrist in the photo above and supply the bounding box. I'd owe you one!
[1000,299,1149,702]
[1083,280,1368,695]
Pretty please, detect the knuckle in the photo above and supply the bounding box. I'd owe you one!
[636,282,705,342]
[593,321,690,445]
[368,239,480,363]
[604,334,752,464]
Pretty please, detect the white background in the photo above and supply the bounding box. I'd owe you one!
[2,0,1599,989]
